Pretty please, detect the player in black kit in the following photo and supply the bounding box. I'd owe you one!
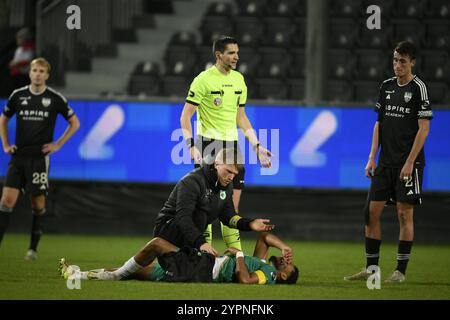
[0,58,80,260]
[344,41,433,283]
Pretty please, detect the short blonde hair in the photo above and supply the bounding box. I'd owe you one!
[30,57,51,73]
[215,148,244,172]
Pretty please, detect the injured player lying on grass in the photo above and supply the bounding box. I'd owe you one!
[59,232,299,285]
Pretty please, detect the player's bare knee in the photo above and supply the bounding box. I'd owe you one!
[140,240,154,253]
[0,196,17,209]
[30,195,45,209]
[397,209,412,227]
[143,237,163,253]
[151,237,163,246]
[368,210,381,223]
[398,212,405,226]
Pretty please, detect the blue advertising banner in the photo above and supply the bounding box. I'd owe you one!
[1,99,449,191]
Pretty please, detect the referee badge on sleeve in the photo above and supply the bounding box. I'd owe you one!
[214,97,222,106]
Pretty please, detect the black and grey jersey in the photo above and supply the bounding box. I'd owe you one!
[2,86,75,156]
[374,75,433,168]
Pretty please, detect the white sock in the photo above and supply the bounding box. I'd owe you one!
[77,269,104,280]
[112,257,143,280]
[80,269,119,281]
[93,271,117,280]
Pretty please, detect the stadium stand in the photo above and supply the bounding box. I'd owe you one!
[1,0,448,103]
[261,17,295,48]
[289,49,306,80]
[330,18,359,49]
[127,61,160,97]
[234,16,264,47]
[264,0,303,18]
[235,0,268,17]
[200,15,233,46]
[328,49,355,81]
[256,78,289,100]
[234,45,259,81]
[287,78,305,100]
[257,47,291,79]
[330,0,362,18]
[425,0,450,19]
[356,49,388,81]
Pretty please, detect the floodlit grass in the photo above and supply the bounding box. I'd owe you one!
[0,234,449,300]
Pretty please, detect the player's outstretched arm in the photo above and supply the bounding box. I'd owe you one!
[249,219,275,232]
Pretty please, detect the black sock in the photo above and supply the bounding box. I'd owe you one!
[396,240,413,275]
[365,237,381,269]
[0,207,13,246]
[29,208,45,251]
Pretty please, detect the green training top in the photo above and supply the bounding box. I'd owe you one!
[215,255,277,285]
[185,65,247,141]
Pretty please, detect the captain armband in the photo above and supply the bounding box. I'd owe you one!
[229,215,242,228]
[254,270,267,285]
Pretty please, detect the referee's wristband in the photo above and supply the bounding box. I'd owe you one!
[185,137,195,148]
[236,251,244,259]
[253,143,260,151]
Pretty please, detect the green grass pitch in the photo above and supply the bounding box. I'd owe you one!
[0,234,449,300]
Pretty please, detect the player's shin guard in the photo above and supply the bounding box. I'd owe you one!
[203,224,212,245]
[29,208,45,251]
[396,240,413,275]
[0,207,13,246]
[221,223,241,250]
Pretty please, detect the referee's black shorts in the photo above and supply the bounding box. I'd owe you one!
[368,165,424,205]
[194,136,245,190]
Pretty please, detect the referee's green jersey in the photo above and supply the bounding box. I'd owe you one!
[185,65,247,141]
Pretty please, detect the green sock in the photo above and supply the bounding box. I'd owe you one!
[203,224,212,245]
[221,223,241,250]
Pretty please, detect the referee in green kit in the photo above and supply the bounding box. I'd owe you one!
[180,36,272,250]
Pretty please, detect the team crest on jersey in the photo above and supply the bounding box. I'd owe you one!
[404,92,412,103]
[220,190,226,200]
[42,98,51,107]
[214,97,222,106]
